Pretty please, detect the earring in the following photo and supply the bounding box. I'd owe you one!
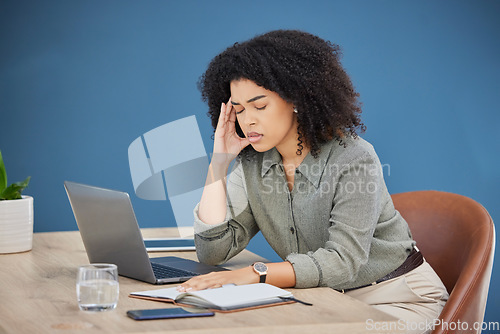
[293,107,298,114]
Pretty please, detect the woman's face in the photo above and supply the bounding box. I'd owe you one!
[230,79,298,153]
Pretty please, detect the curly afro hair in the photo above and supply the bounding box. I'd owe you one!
[198,29,365,158]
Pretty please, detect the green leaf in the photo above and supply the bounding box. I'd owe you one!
[0,176,30,200]
[0,151,7,192]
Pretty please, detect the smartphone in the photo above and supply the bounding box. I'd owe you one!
[143,238,196,252]
[127,307,215,320]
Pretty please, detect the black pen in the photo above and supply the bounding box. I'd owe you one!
[279,296,313,306]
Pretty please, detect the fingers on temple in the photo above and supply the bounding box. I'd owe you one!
[216,102,229,134]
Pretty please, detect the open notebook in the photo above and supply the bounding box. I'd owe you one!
[129,283,307,312]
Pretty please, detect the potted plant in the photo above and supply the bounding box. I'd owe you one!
[0,150,33,254]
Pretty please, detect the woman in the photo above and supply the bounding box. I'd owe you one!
[178,30,448,333]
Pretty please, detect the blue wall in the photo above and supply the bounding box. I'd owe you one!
[1,0,498,327]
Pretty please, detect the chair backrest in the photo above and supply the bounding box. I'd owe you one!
[391,190,495,334]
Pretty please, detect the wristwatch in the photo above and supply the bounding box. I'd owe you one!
[251,262,268,283]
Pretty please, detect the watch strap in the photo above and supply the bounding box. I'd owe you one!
[259,274,267,283]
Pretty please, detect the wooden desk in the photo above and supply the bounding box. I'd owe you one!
[0,229,402,333]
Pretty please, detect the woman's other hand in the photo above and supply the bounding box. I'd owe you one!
[176,266,258,292]
[176,262,295,292]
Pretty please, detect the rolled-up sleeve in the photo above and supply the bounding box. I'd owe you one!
[286,153,385,289]
[194,161,260,266]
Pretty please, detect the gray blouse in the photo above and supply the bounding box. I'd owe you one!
[193,136,415,290]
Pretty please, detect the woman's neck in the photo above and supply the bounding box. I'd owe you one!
[274,117,310,168]
[276,139,310,169]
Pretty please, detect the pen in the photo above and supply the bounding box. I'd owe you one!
[279,296,313,306]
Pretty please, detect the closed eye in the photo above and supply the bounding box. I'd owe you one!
[235,105,266,114]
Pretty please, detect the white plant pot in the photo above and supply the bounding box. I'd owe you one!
[0,196,34,254]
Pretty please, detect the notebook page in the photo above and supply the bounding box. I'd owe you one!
[186,283,292,309]
[131,286,181,300]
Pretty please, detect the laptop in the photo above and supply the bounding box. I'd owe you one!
[64,181,227,284]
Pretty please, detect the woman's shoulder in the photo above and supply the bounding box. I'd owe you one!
[325,135,379,165]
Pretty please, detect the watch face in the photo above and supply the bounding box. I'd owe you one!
[254,262,267,274]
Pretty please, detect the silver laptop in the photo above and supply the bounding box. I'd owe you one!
[64,181,227,284]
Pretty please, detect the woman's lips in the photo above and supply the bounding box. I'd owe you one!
[247,132,263,143]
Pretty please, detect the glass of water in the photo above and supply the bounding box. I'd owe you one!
[76,264,119,311]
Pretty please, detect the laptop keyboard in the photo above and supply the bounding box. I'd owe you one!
[151,262,200,279]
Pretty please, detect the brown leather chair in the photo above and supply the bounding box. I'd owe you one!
[392,190,495,334]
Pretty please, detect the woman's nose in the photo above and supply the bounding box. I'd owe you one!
[243,110,257,126]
